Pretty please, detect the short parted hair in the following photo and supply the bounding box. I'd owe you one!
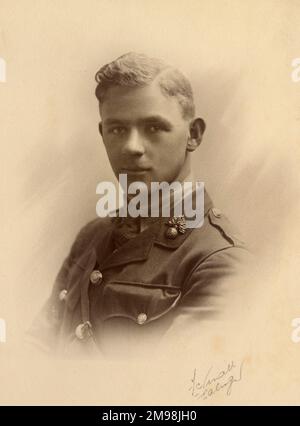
[95,52,195,120]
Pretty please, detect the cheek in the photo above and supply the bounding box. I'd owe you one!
[153,143,186,170]
[160,131,187,157]
[103,139,118,160]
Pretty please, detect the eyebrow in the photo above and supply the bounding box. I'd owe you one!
[142,116,172,127]
[104,118,129,126]
[104,115,173,127]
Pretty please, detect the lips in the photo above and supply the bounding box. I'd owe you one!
[120,167,151,173]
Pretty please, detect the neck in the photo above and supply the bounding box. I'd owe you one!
[173,155,194,184]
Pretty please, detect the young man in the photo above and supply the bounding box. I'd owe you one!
[29,52,248,357]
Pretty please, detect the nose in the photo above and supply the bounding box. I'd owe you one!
[122,128,145,156]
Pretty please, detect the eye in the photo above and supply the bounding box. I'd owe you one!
[146,122,171,134]
[148,125,160,133]
[109,126,127,135]
[147,124,169,134]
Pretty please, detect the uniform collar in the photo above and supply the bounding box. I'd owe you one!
[111,171,198,231]
[96,188,213,271]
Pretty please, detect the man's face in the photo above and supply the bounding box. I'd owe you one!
[99,81,191,189]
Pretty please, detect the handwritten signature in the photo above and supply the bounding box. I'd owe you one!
[189,360,244,400]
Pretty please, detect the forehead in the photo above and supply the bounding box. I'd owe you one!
[100,81,184,122]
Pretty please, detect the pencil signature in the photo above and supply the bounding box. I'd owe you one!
[188,360,244,400]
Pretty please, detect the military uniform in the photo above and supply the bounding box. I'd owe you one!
[28,190,249,358]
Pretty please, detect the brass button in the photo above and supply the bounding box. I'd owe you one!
[90,270,103,285]
[137,313,147,325]
[75,321,93,340]
[165,227,178,239]
[211,207,221,218]
[58,289,68,301]
[75,324,85,340]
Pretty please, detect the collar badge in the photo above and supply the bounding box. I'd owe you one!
[165,216,186,239]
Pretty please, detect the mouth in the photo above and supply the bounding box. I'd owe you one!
[120,167,151,174]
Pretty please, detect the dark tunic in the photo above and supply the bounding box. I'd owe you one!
[28,191,249,357]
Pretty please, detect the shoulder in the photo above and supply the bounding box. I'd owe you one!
[181,207,251,295]
[186,206,247,259]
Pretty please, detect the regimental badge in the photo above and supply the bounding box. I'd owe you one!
[165,216,186,239]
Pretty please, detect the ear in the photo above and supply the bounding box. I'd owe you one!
[187,118,206,152]
[98,122,103,137]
